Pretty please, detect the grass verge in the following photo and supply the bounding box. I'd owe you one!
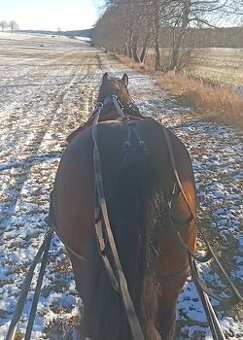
[115,54,243,129]
[156,73,243,129]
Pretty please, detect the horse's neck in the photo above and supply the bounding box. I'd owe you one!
[97,96,140,117]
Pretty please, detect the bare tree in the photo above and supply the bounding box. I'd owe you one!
[94,0,153,63]
[0,20,8,32]
[8,20,19,33]
[93,0,243,71]
[164,0,243,71]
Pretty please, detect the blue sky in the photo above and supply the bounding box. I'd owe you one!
[0,0,103,30]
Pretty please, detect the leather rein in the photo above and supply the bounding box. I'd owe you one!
[92,97,145,340]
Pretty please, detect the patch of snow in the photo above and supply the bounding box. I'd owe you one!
[0,33,242,339]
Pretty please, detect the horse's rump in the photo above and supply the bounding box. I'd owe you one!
[53,117,196,339]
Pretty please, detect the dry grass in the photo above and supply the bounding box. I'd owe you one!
[115,54,154,72]
[115,53,243,129]
[156,73,243,129]
[187,48,243,87]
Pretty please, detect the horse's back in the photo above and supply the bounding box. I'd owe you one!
[53,117,196,257]
[52,117,197,339]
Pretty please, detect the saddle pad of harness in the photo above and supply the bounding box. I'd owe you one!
[67,110,143,143]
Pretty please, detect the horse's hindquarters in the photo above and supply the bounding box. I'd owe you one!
[52,118,197,339]
[53,127,95,271]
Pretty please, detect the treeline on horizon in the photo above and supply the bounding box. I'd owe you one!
[17,28,93,38]
[158,27,243,49]
[15,26,243,48]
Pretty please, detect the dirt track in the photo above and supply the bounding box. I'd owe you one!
[0,33,242,339]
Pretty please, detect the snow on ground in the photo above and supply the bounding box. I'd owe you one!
[0,33,242,339]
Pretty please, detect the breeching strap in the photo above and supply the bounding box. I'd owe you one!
[163,126,242,304]
[162,125,242,340]
[190,257,226,340]
[92,107,145,340]
[24,231,52,340]
[6,230,53,340]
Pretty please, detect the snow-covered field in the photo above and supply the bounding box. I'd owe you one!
[0,33,242,339]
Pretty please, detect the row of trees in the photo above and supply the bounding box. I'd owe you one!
[93,0,243,72]
[0,20,19,33]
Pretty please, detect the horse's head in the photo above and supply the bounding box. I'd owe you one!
[97,72,132,108]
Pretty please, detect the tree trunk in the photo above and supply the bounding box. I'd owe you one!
[124,42,129,56]
[132,35,141,63]
[128,31,133,59]
[153,5,161,71]
[140,34,150,63]
[170,0,191,71]
[154,23,161,70]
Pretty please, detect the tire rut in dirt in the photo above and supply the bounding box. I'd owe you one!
[0,64,92,232]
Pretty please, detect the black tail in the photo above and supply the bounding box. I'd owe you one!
[86,131,169,340]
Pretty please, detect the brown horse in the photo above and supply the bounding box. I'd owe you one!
[51,73,197,340]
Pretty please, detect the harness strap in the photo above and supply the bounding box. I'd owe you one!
[169,183,194,225]
[92,108,145,340]
[190,257,226,340]
[162,126,196,221]
[163,126,243,306]
[112,95,127,119]
[158,264,190,283]
[6,230,53,340]
[162,126,214,262]
[95,220,119,291]
[190,260,227,304]
[24,233,52,340]
[198,236,243,304]
[50,220,86,263]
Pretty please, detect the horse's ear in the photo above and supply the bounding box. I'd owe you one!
[122,74,128,86]
[102,72,109,82]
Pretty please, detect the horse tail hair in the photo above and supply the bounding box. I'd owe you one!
[88,127,168,340]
